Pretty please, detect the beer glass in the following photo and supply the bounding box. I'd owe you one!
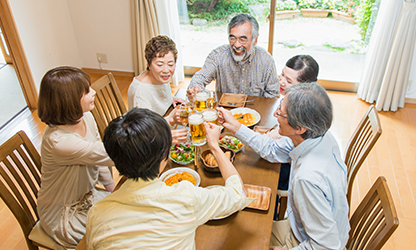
[202,109,219,125]
[207,90,218,109]
[195,90,209,112]
[189,113,206,146]
[178,104,189,127]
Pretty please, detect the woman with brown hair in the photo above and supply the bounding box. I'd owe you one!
[128,35,187,144]
[37,66,114,249]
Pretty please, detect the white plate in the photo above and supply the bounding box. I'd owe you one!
[159,167,201,187]
[230,107,261,126]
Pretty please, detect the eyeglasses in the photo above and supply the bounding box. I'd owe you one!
[275,108,288,119]
[229,36,249,45]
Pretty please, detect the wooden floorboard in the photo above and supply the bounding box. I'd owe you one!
[0,74,414,249]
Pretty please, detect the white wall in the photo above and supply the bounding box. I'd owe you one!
[8,0,133,91]
[67,0,133,72]
[9,0,82,90]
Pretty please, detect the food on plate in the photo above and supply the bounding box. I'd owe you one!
[170,143,195,163]
[233,112,255,126]
[204,153,218,166]
[164,172,196,186]
[218,135,244,152]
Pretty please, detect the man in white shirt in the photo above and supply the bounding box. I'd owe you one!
[219,83,350,249]
[86,108,253,250]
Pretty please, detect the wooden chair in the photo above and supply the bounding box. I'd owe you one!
[347,176,399,250]
[90,72,127,139]
[345,105,382,208]
[277,105,382,220]
[0,131,61,250]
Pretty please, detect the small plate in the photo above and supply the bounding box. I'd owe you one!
[219,93,248,108]
[159,167,201,187]
[244,184,272,211]
[230,107,261,127]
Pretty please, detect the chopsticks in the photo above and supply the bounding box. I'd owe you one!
[194,146,199,170]
[265,124,278,133]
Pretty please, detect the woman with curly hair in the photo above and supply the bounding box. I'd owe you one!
[128,35,187,144]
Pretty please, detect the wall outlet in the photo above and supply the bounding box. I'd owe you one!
[96,53,108,64]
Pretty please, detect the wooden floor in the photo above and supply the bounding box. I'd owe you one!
[0,73,415,249]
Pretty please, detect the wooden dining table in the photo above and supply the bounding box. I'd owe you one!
[189,93,281,250]
[76,93,281,250]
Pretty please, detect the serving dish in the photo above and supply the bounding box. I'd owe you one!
[218,133,245,153]
[169,143,195,165]
[159,167,201,187]
[200,146,236,173]
[230,107,261,127]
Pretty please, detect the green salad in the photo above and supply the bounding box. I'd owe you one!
[170,143,195,164]
[218,135,244,152]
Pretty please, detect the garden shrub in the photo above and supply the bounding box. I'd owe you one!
[356,0,379,43]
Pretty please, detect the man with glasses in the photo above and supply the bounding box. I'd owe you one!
[218,83,350,249]
[187,13,279,98]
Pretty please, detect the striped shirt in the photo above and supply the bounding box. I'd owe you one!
[189,44,279,98]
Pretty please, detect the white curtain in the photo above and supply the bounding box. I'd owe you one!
[133,0,159,76]
[358,0,416,111]
[376,0,416,111]
[357,0,403,111]
[154,0,185,86]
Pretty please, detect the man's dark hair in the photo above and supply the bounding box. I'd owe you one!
[103,108,172,181]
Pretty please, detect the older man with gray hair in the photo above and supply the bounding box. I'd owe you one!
[218,83,350,249]
[187,13,279,98]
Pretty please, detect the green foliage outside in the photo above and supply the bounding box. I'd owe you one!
[276,0,298,11]
[187,0,267,22]
[186,0,377,43]
[356,0,379,44]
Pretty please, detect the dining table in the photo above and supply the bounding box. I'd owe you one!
[187,93,281,250]
[75,92,281,250]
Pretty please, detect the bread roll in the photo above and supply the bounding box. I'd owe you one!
[204,153,217,166]
[225,151,231,160]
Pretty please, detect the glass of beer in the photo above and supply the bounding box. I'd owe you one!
[189,113,206,146]
[207,90,218,109]
[202,109,219,125]
[195,90,209,112]
[179,104,189,127]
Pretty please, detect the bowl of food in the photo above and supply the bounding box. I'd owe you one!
[230,107,261,127]
[218,134,244,153]
[200,146,235,173]
[169,143,195,165]
[159,167,201,186]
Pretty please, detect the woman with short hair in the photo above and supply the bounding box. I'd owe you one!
[128,35,187,144]
[37,66,114,249]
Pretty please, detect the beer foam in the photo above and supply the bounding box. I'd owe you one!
[188,113,204,124]
[196,91,209,101]
[203,110,217,121]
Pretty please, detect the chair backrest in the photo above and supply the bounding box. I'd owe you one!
[0,131,42,250]
[345,105,382,207]
[90,73,127,139]
[347,176,399,250]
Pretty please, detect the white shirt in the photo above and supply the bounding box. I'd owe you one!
[86,175,254,249]
[127,77,173,116]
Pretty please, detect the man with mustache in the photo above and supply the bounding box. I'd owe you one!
[187,13,279,98]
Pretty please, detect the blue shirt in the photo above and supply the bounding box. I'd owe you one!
[236,126,350,249]
[188,44,279,98]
